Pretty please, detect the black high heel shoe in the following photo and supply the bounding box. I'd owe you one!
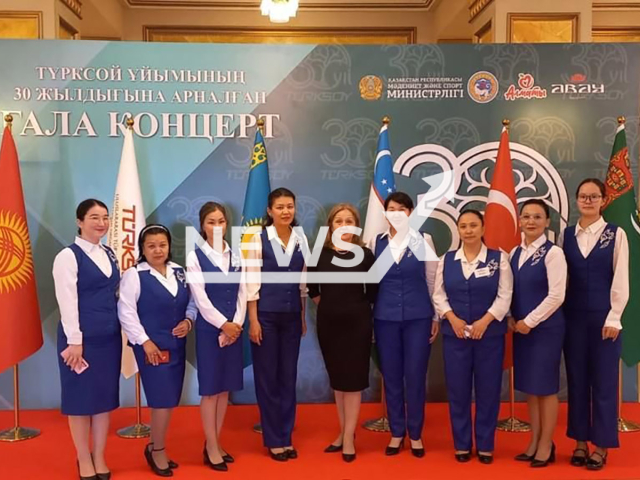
[144,444,173,477]
[77,461,97,480]
[221,451,234,464]
[203,442,228,472]
[285,448,298,460]
[410,438,425,458]
[324,443,343,453]
[342,434,356,462]
[268,449,289,462]
[454,451,471,463]
[514,451,536,461]
[168,460,179,469]
[586,450,607,471]
[90,453,111,480]
[477,452,493,464]
[385,438,405,456]
[570,447,589,467]
[531,443,555,468]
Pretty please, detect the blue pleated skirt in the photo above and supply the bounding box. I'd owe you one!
[196,326,243,396]
[132,343,186,408]
[514,325,565,396]
[57,325,121,416]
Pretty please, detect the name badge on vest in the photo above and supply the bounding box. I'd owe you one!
[474,267,490,278]
[106,248,119,271]
[599,229,615,249]
[175,269,186,286]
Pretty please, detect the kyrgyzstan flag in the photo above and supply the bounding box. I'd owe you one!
[484,122,520,369]
[0,120,43,373]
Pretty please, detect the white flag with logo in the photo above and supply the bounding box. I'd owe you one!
[108,126,145,379]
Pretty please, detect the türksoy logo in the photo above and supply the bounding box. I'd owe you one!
[504,73,547,101]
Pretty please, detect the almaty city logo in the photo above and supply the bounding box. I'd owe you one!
[0,210,34,293]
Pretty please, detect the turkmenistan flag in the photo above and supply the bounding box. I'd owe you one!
[602,118,640,366]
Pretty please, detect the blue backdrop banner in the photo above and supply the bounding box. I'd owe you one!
[0,40,639,409]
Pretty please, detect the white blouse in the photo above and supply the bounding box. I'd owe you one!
[186,240,247,329]
[558,217,629,330]
[509,234,567,328]
[118,262,197,345]
[52,236,115,345]
[433,244,513,322]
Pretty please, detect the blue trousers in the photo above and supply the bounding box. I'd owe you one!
[374,318,432,440]
[251,311,302,448]
[564,310,621,448]
[443,334,504,452]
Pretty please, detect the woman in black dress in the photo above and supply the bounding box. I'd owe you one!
[308,203,376,463]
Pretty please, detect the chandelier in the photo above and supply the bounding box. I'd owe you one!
[260,0,299,23]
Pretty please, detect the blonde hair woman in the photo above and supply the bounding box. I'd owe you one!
[308,203,376,462]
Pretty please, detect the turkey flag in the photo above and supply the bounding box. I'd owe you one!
[484,124,520,369]
[0,120,43,373]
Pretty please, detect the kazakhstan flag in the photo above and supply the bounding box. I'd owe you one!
[240,125,271,368]
[241,127,271,241]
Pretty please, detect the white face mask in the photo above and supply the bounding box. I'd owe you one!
[386,211,410,238]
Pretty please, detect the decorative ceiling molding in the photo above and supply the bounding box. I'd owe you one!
[125,0,437,10]
[469,0,493,21]
[593,2,640,11]
[60,0,82,19]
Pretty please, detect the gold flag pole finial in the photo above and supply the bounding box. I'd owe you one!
[618,116,626,125]
[126,116,135,129]
[257,117,265,134]
[4,114,13,131]
[502,118,510,129]
[382,116,391,126]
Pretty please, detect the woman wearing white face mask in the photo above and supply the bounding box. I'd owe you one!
[368,192,439,458]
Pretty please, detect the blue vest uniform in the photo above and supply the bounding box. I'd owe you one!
[441,248,505,453]
[194,247,243,397]
[56,244,122,416]
[563,224,622,448]
[510,241,565,396]
[252,229,305,448]
[373,233,435,440]
[131,265,190,408]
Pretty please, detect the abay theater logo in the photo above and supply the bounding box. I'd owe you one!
[359,75,384,100]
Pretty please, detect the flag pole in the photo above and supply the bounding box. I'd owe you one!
[362,379,390,432]
[493,119,529,433]
[117,373,150,438]
[0,115,40,443]
[252,117,265,435]
[496,367,530,432]
[114,117,150,439]
[0,365,40,442]
[617,359,640,432]
[361,116,391,433]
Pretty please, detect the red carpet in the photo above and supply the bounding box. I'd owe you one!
[1,403,640,479]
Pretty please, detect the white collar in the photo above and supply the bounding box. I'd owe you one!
[454,243,488,264]
[201,239,230,256]
[575,217,606,235]
[380,228,421,242]
[137,261,179,278]
[266,225,301,243]
[75,236,105,254]
[521,233,547,250]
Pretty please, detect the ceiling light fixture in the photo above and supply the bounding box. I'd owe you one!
[260,0,299,24]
